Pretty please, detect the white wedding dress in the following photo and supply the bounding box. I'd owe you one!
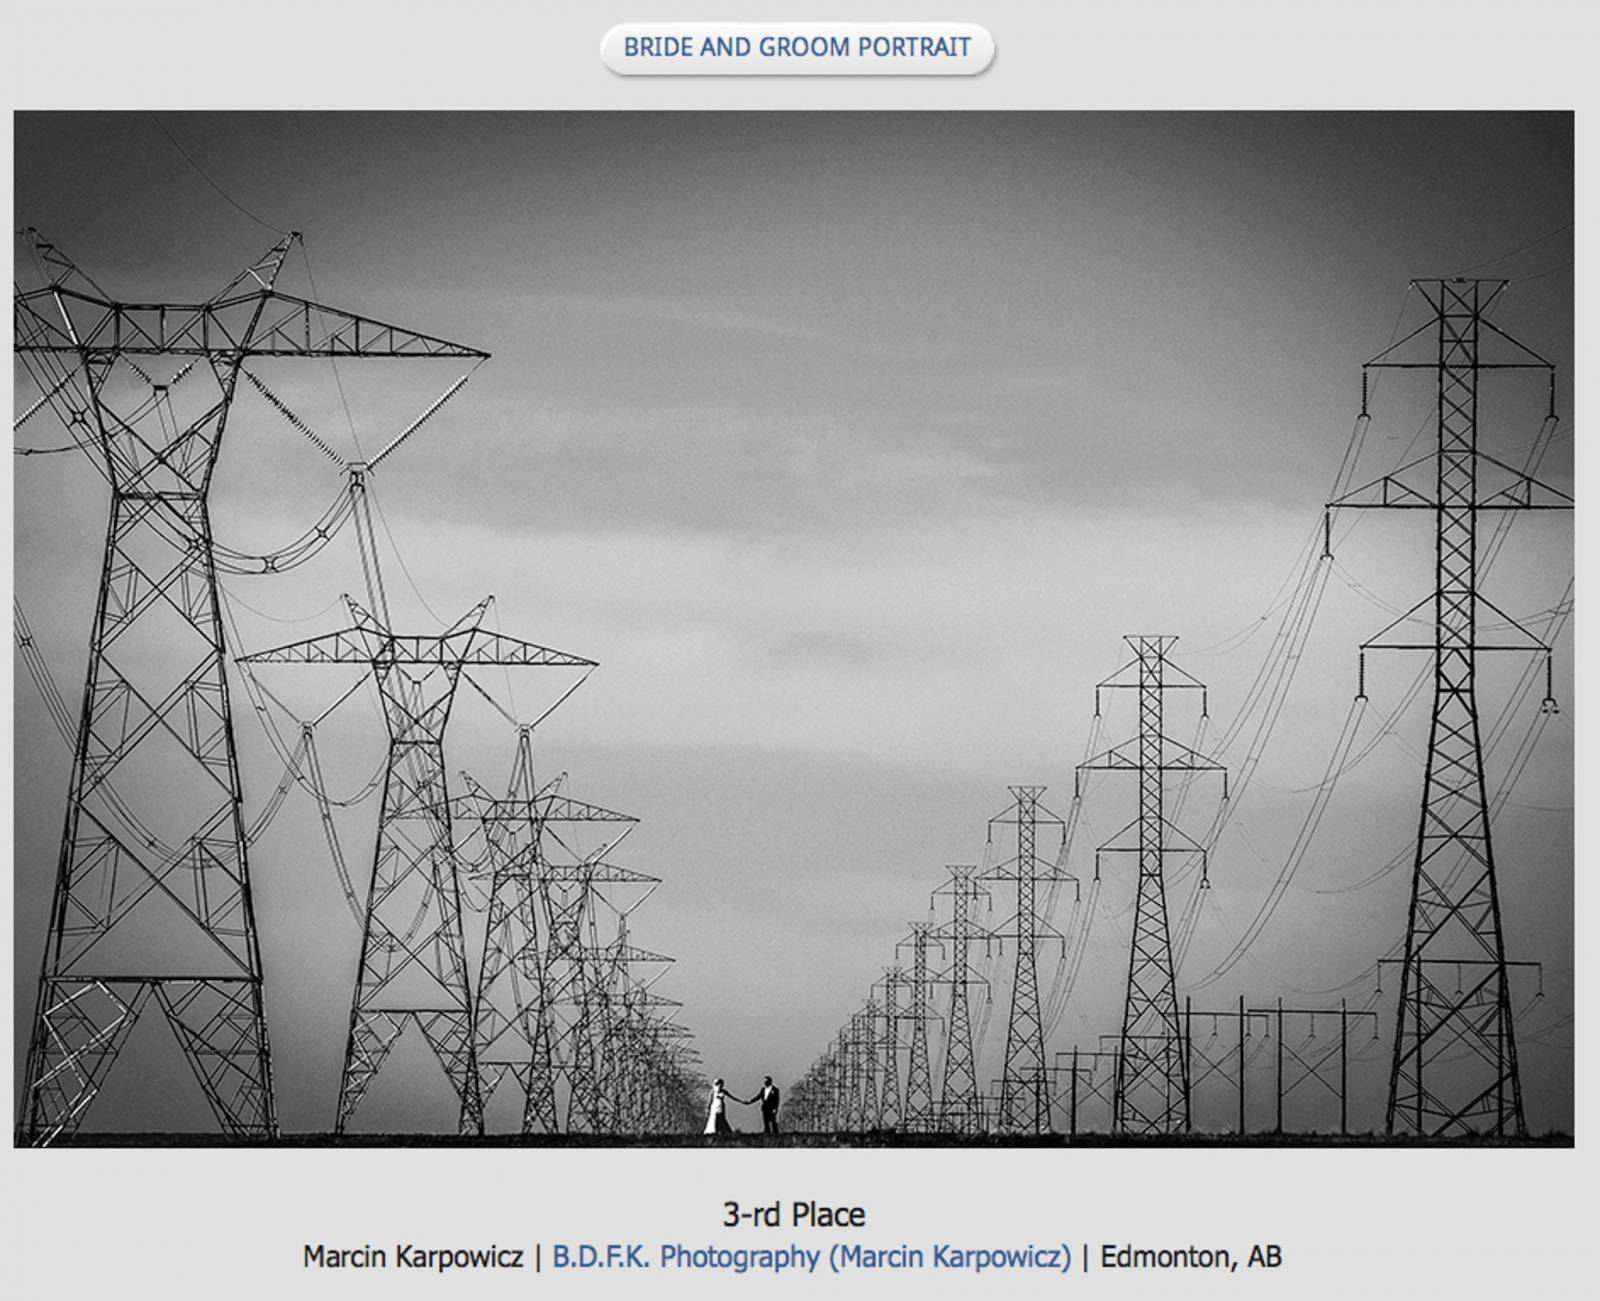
[704,1083,732,1135]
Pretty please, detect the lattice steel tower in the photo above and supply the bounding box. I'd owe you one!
[15,230,487,1144]
[931,865,991,1135]
[982,785,1072,1133]
[896,922,939,1132]
[1077,637,1226,1134]
[1327,279,1569,1136]
[454,734,642,1133]
[242,597,592,1133]
[875,966,906,1129]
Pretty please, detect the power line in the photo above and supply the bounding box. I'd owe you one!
[147,112,290,237]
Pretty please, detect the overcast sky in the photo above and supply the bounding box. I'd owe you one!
[12,111,1574,1133]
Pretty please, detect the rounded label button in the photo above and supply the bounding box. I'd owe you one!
[601,23,995,77]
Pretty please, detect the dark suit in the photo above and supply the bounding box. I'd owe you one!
[757,1083,780,1134]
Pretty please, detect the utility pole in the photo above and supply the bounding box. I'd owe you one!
[1076,637,1226,1135]
[1183,997,1268,1135]
[982,785,1074,1134]
[1246,999,1379,1135]
[1327,279,1569,1137]
[931,866,992,1136]
[1054,1047,1119,1136]
[241,596,591,1133]
[15,230,488,1144]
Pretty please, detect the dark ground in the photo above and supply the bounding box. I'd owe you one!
[33,1131,1575,1149]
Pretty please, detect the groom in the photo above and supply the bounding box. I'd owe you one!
[751,1075,780,1134]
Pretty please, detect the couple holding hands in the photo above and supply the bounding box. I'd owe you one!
[705,1075,780,1136]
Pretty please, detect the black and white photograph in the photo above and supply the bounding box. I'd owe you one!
[12,109,1574,1152]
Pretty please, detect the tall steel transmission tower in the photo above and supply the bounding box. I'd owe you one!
[241,596,592,1133]
[840,1000,881,1131]
[896,922,939,1132]
[569,913,674,1134]
[982,786,1072,1133]
[931,865,991,1135]
[1077,637,1226,1135]
[15,230,488,1144]
[454,733,643,1132]
[602,927,686,1134]
[1327,279,1569,1136]
[875,966,906,1129]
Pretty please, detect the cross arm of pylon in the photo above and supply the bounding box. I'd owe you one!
[1158,735,1227,777]
[452,767,555,823]
[1358,589,1558,657]
[1364,281,1555,370]
[627,990,684,1010]
[1354,594,1437,655]
[239,291,489,359]
[978,858,1076,882]
[987,789,1066,829]
[895,925,945,960]
[1090,815,1209,856]
[1076,738,1142,772]
[545,859,660,886]
[446,627,596,668]
[983,911,1071,943]
[1473,449,1574,509]
[13,286,488,360]
[241,624,594,668]
[590,941,674,967]
[238,624,385,664]
[1326,455,1437,512]
[1091,652,1143,690]
[1076,736,1224,786]
[537,792,638,824]
[14,287,117,352]
[1093,640,1208,696]
[928,915,995,943]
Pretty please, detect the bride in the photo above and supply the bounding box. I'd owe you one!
[704,1077,738,1135]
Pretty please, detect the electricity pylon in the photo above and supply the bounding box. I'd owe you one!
[858,998,881,1128]
[895,922,940,1132]
[606,969,684,1134]
[1327,279,1570,1137]
[241,596,592,1133]
[838,1016,864,1131]
[875,966,906,1128]
[530,864,670,1134]
[833,1042,851,1131]
[453,733,643,1132]
[1077,637,1226,1135]
[931,865,992,1135]
[982,785,1074,1134]
[839,1002,878,1131]
[15,230,488,1144]
[571,916,674,1134]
